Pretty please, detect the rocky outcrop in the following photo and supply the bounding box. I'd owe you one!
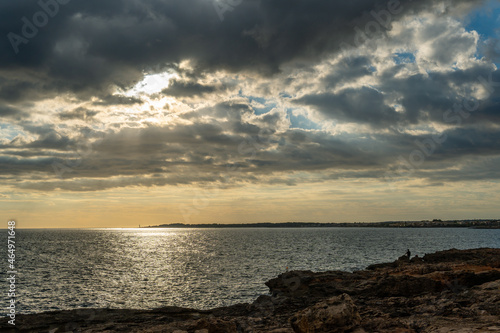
[289,294,360,333]
[1,248,499,332]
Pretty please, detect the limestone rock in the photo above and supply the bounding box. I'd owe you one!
[289,293,360,333]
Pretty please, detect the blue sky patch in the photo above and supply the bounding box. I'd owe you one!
[239,94,277,115]
[393,52,416,64]
[465,0,500,40]
[0,123,23,141]
[465,0,500,65]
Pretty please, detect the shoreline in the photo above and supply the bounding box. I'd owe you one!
[2,247,499,332]
[142,220,500,229]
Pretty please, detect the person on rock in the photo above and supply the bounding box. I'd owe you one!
[406,249,411,259]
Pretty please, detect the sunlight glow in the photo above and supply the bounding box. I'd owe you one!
[125,72,178,96]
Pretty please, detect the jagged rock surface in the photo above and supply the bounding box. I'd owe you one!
[289,294,360,333]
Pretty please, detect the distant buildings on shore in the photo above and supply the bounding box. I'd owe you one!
[376,219,499,228]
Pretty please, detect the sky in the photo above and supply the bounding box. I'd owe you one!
[1,0,500,228]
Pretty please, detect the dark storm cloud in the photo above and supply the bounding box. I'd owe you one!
[18,122,59,136]
[92,94,143,106]
[0,77,40,103]
[378,126,500,161]
[0,155,58,176]
[379,66,500,126]
[0,0,485,97]
[323,56,374,88]
[0,104,26,119]
[25,131,74,149]
[295,87,404,127]
[436,127,500,158]
[58,107,98,121]
[297,63,500,128]
[423,156,500,182]
[162,80,218,97]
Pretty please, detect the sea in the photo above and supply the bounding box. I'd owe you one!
[1,227,499,315]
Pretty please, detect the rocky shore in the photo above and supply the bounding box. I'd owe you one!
[2,248,499,332]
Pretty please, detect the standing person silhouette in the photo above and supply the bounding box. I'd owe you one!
[406,249,411,259]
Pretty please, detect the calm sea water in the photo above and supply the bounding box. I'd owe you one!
[1,227,499,315]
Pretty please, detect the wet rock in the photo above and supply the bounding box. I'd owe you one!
[289,294,360,333]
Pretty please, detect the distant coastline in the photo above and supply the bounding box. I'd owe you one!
[143,219,500,229]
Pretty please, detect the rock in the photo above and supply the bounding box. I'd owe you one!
[422,248,500,267]
[370,275,444,297]
[410,255,423,263]
[193,318,237,333]
[397,255,410,262]
[265,270,371,300]
[289,294,360,333]
[252,295,277,315]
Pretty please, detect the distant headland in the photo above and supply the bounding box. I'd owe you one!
[142,219,500,229]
